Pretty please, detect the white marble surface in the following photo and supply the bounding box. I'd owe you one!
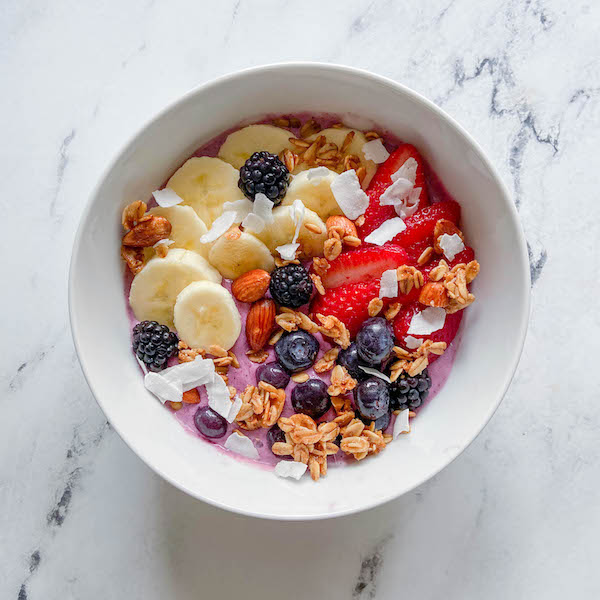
[2,0,599,598]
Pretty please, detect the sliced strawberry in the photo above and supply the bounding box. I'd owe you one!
[394,200,461,248]
[319,245,410,289]
[359,144,429,240]
[392,301,463,364]
[404,239,433,265]
[310,280,383,337]
[421,246,475,278]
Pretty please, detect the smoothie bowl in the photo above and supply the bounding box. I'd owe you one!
[70,64,529,519]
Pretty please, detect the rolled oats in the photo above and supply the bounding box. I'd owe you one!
[327,365,357,396]
[368,297,384,317]
[314,347,339,373]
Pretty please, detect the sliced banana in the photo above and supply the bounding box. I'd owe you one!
[208,230,275,279]
[166,157,244,227]
[249,205,327,258]
[174,281,241,351]
[283,168,342,220]
[218,124,295,169]
[301,127,377,189]
[129,248,221,329]
[144,205,210,261]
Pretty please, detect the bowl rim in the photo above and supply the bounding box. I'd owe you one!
[69,62,531,520]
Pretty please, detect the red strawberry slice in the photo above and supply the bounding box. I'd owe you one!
[359,144,429,240]
[319,245,410,289]
[421,246,475,278]
[394,200,461,248]
[392,301,463,364]
[310,280,384,337]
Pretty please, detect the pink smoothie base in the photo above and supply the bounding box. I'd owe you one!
[125,112,464,471]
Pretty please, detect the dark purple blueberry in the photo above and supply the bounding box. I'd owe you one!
[360,410,391,432]
[194,406,228,439]
[291,378,330,419]
[256,361,290,389]
[390,369,431,411]
[354,376,390,420]
[355,317,394,367]
[337,342,367,380]
[275,330,319,373]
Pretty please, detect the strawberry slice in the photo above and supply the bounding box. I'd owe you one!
[319,245,410,289]
[310,280,384,337]
[359,144,429,240]
[421,246,475,278]
[392,302,463,363]
[394,200,461,248]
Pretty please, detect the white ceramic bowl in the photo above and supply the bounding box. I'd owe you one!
[69,63,530,520]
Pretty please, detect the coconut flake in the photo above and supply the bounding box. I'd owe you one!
[438,233,465,261]
[276,242,300,261]
[152,188,183,208]
[379,269,398,299]
[306,166,332,184]
[404,335,422,350]
[274,460,308,480]
[330,170,369,220]
[393,409,410,437]
[379,177,413,207]
[359,366,392,383]
[135,355,148,374]
[362,138,390,164]
[291,199,305,243]
[224,432,259,459]
[162,356,215,390]
[393,188,420,220]
[144,372,182,404]
[241,212,265,233]
[223,198,253,222]
[407,307,446,335]
[200,211,237,243]
[391,157,418,184]
[153,238,175,249]
[207,376,241,423]
[364,217,406,246]
[253,193,274,224]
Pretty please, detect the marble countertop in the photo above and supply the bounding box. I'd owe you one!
[2,0,599,598]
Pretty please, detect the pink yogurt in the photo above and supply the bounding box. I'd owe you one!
[125,113,464,470]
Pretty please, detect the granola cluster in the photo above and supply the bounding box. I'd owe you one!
[236,382,286,430]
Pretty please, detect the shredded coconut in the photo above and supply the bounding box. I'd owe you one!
[391,157,418,184]
[152,188,183,208]
[200,211,237,243]
[404,335,422,350]
[364,217,406,246]
[276,242,300,261]
[274,460,308,480]
[407,307,446,335]
[358,366,392,383]
[253,193,275,224]
[161,356,215,390]
[362,138,390,164]
[222,198,253,222]
[224,432,259,459]
[379,268,398,298]
[393,409,410,437]
[438,233,465,261]
[306,166,333,184]
[330,170,369,220]
[153,238,175,248]
[144,372,182,404]
[241,212,265,233]
[395,187,421,220]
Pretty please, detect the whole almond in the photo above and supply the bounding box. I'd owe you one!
[326,215,357,240]
[433,219,464,254]
[419,282,449,308]
[246,299,276,351]
[231,269,271,303]
[122,215,172,247]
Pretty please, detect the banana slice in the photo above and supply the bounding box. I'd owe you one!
[129,248,221,329]
[208,230,275,279]
[283,168,342,220]
[144,205,210,261]
[218,124,295,169]
[174,281,241,351]
[301,127,377,189]
[166,157,244,227]
[249,205,327,258]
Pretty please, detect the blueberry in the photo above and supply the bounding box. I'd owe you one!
[194,406,228,439]
[266,424,291,458]
[256,362,290,389]
[337,343,366,380]
[355,317,394,367]
[291,378,330,419]
[360,410,391,432]
[275,330,319,373]
[354,376,390,420]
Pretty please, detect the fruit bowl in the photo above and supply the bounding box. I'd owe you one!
[69,63,530,519]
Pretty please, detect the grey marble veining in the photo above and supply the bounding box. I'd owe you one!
[2,0,599,598]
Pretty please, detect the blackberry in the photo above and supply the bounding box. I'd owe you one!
[389,369,431,411]
[238,151,290,204]
[269,264,313,308]
[132,320,179,372]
